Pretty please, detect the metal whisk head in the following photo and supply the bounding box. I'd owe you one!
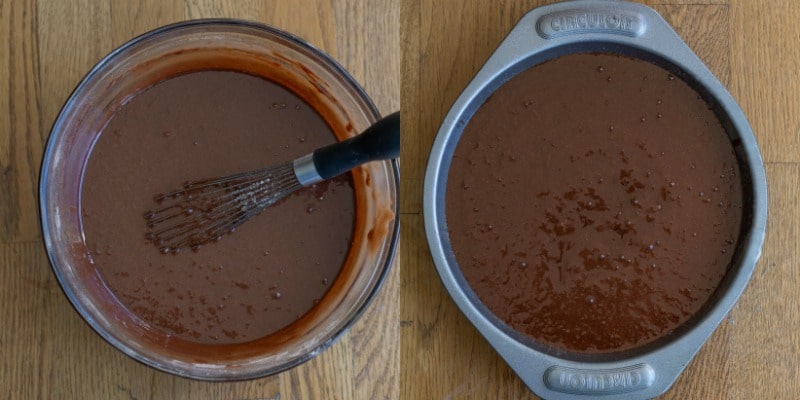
[144,162,301,254]
[143,112,399,254]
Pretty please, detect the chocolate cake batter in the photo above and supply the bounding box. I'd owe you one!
[447,53,743,353]
[81,71,355,344]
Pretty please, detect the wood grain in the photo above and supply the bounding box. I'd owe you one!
[730,2,800,163]
[1,0,46,242]
[400,0,799,399]
[4,0,800,398]
[728,164,800,399]
[1,1,398,399]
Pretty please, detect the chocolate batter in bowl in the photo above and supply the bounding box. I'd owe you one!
[39,20,398,380]
[424,2,766,399]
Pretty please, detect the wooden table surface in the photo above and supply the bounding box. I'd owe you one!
[1,1,398,399]
[2,0,799,399]
[401,0,800,399]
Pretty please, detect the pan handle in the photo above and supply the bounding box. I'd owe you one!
[534,3,648,40]
[468,0,718,96]
[542,364,656,396]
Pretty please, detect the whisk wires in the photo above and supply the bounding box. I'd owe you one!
[144,162,301,254]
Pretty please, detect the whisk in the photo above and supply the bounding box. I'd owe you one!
[144,112,399,254]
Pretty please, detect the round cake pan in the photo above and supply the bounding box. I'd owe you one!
[423,1,766,399]
[40,20,399,380]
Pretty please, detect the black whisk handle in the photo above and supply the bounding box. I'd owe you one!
[312,111,400,180]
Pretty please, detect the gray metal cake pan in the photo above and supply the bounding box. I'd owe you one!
[423,1,767,399]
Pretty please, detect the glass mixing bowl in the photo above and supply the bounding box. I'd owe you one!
[39,19,399,380]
